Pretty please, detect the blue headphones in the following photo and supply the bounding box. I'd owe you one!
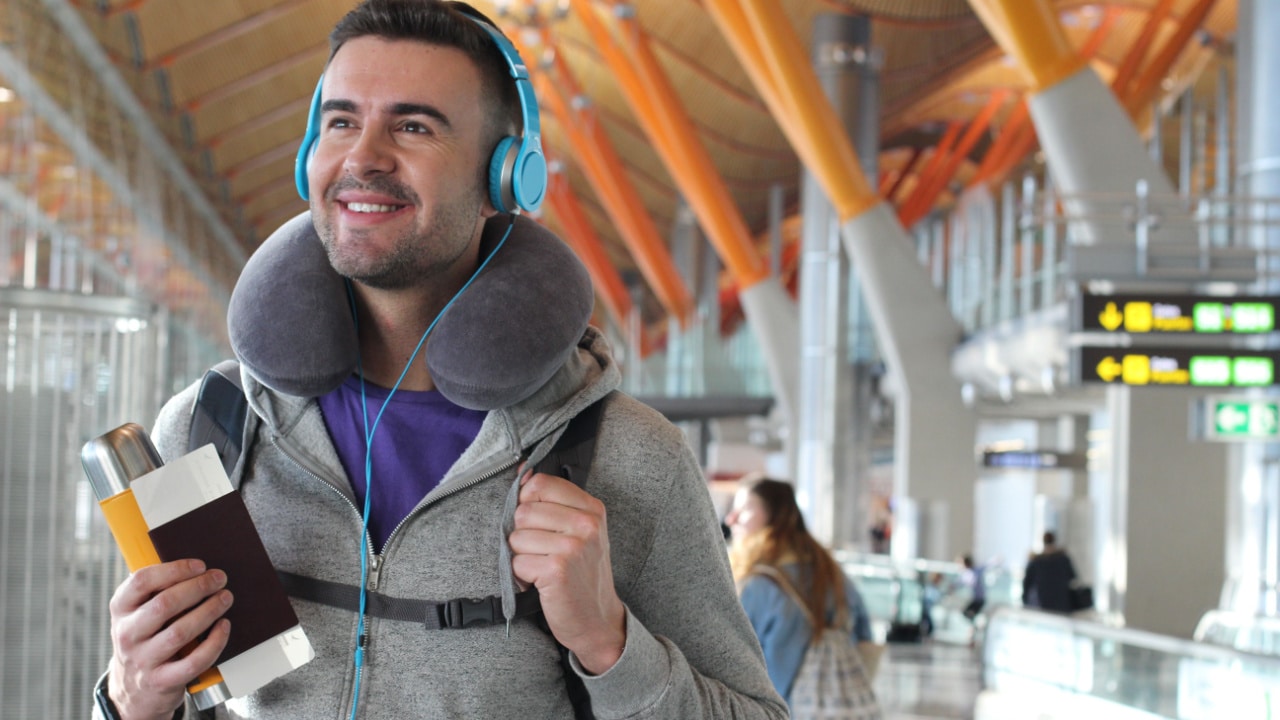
[293,15,547,214]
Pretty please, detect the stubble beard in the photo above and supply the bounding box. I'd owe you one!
[314,176,484,291]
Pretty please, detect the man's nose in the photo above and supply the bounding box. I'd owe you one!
[342,128,396,178]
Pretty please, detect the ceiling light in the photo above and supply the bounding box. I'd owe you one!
[0,87,15,103]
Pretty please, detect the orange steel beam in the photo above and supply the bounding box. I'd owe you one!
[699,0,807,159]
[1124,0,1218,117]
[530,50,695,323]
[577,0,769,288]
[969,8,1115,189]
[900,90,1009,228]
[883,146,924,203]
[143,0,312,71]
[704,0,875,223]
[987,121,1039,187]
[1111,0,1175,97]
[968,0,1085,91]
[1079,5,1121,60]
[544,168,633,328]
[969,99,1029,187]
[896,121,962,222]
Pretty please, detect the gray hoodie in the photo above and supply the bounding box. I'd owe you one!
[146,327,787,720]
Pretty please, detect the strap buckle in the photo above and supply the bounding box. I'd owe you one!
[442,596,500,629]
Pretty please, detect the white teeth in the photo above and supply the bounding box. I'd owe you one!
[347,202,399,213]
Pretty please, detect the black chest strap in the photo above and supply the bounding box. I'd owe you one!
[275,397,607,629]
[277,570,546,629]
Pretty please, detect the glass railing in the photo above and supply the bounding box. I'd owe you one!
[979,606,1280,720]
[1195,609,1280,656]
[836,551,1019,645]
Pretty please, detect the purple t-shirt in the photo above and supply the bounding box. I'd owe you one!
[317,375,486,552]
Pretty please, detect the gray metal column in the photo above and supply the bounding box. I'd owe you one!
[795,13,873,548]
[1225,0,1280,618]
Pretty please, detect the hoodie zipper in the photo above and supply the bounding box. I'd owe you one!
[378,451,522,554]
[274,434,524,708]
[272,432,524,587]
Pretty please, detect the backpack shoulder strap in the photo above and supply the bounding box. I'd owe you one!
[189,359,250,486]
[749,564,849,631]
[532,394,607,487]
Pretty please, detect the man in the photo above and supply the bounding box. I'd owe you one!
[1022,531,1078,613]
[97,2,786,718]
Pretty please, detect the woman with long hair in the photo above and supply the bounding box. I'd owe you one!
[725,476,875,707]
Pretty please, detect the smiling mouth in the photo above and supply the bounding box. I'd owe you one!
[343,201,407,214]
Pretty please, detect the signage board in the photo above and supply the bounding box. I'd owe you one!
[1191,397,1280,441]
[1077,293,1279,334]
[980,451,1087,470]
[1074,346,1280,387]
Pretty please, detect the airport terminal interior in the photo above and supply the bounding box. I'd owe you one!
[2,0,1279,717]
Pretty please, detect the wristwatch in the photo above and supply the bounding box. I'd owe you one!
[93,672,123,720]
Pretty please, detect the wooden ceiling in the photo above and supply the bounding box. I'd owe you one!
[3,0,1241,328]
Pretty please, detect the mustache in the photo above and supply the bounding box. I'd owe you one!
[325,175,419,204]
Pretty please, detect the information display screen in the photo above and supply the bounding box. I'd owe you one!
[1077,293,1279,334]
[1074,346,1280,387]
[980,451,1087,470]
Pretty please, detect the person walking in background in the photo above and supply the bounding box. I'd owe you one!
[960,554,987,622]
[726,477,881,713]
[1022,531,1078,612]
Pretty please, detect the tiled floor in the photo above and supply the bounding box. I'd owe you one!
[874,641,982,720]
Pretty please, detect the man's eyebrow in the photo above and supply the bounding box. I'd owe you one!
[319,99,451,130]
[389,102,451,129]
[320,99,357,114]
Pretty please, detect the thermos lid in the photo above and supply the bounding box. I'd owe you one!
[81,423,163,500]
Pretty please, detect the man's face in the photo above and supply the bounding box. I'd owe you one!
[307,37,496,290]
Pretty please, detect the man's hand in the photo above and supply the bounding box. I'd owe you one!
[107,559,233,720]
[508,471,626,675]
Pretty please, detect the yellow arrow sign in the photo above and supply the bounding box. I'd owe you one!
[1096,356,1122,382]
[1099,302,1123,331]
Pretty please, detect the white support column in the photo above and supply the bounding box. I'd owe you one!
[1106,386,1226,638]
[1225,0,1280,619]
[840,203,977,560]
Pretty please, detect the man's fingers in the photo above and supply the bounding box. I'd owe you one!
[518,472,603,515]
[147,588,234,661]
[113,565,229,647]
[111,560,208,614]
[148,618,232,691]
[512,495,600,536]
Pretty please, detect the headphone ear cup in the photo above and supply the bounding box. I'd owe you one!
[295,77,325,202]
[488,136,517,213]
[295,138,318,201]
[513,148,547,212]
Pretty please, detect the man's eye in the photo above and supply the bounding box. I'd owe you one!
[402,121,430,134]
[326,117,354,130]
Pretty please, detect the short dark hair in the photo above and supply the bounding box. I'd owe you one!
[1043,531,1057,546]
[328,0,521,155]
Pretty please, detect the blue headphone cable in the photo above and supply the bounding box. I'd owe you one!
[344,217,514,720]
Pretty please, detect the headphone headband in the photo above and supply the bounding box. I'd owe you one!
[294,13,546,214]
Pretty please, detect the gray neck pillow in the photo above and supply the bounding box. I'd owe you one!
[226,212,594,410]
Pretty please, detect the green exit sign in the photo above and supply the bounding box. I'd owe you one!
[1198,398,1280,441]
